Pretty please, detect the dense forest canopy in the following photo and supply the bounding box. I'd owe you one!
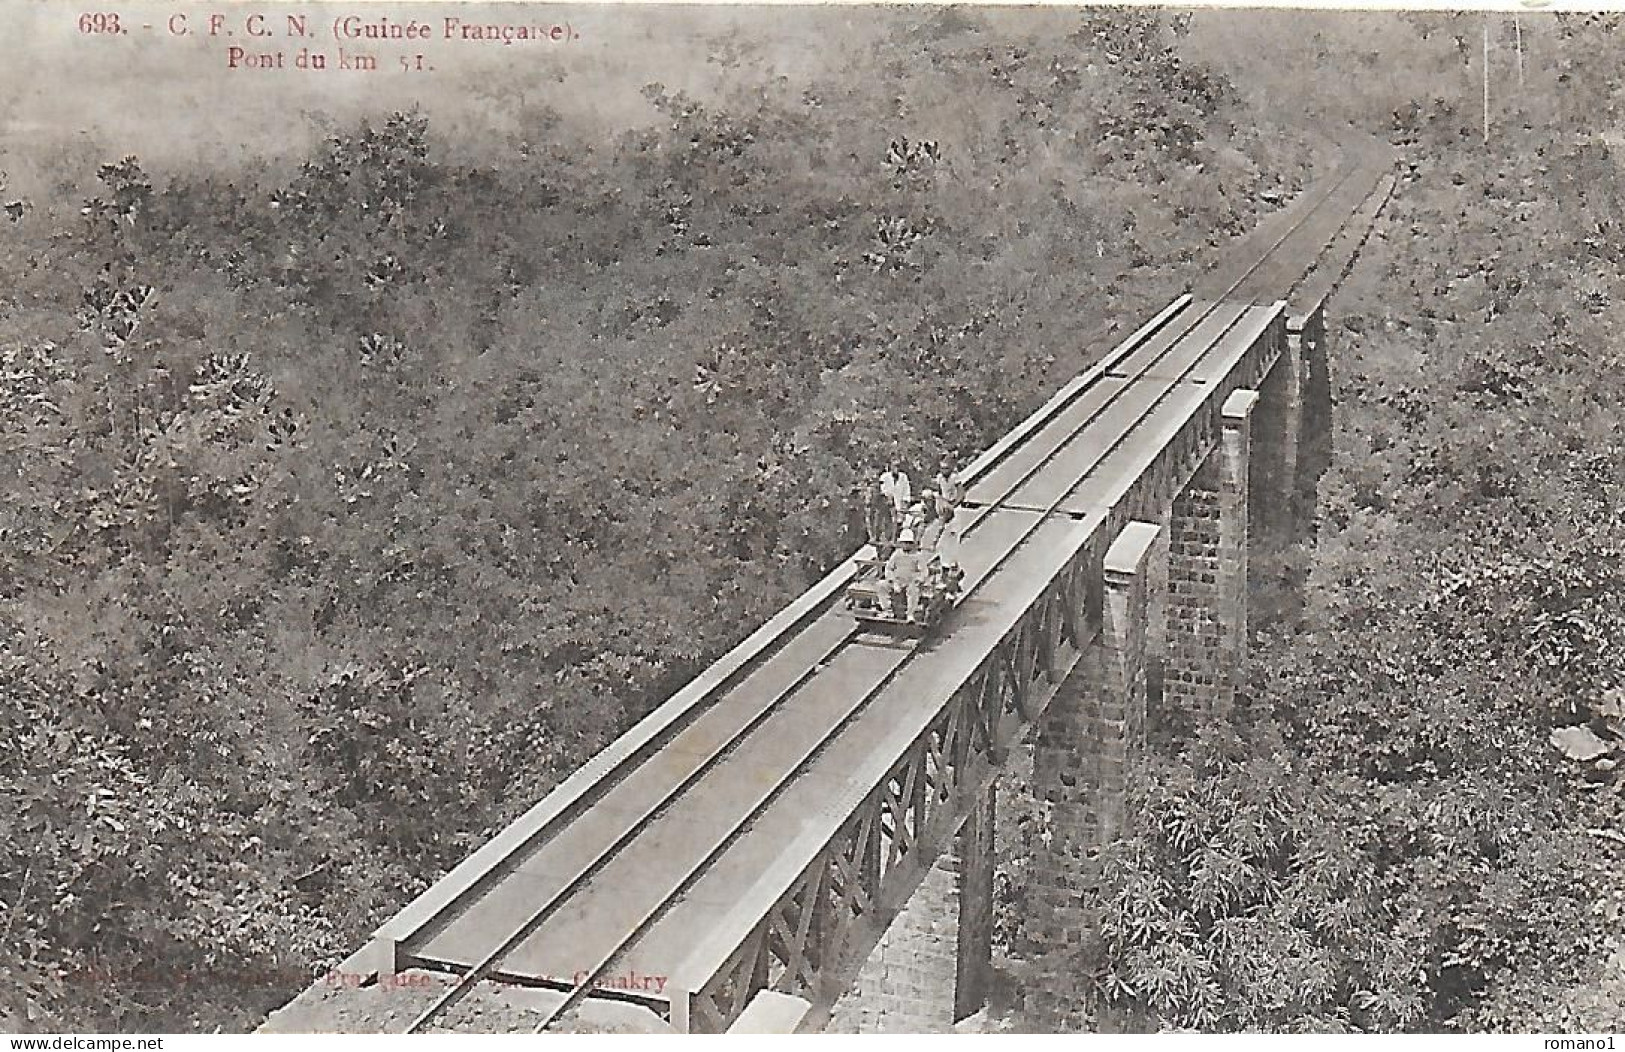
[2,6,1621,1033]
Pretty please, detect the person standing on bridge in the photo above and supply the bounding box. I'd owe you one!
[878,463,912,542]
[885,528,926,622]
[923,500,955,569]
[862,462,893,548]
[935,506,963,571]
[931,459,965,518]
[916,502,948,559]
[900,499,930,542]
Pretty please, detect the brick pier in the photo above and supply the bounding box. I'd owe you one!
[1163,389,1257,724]
[826,783,996,1032]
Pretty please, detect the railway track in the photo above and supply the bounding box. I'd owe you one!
[395,144,1394,1034]
[402,292,1187,1035]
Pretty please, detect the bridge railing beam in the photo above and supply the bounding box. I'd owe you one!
[668,524,1103,1032]
[670,308,1288,1033]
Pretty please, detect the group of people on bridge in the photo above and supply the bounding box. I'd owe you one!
[863,459,966,623]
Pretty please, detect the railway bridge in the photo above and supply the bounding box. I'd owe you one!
[262,149,1397,1035]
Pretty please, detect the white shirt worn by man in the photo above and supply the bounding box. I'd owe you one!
[879,470,912,514]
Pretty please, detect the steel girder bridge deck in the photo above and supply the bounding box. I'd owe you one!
[331,150,1397,1034]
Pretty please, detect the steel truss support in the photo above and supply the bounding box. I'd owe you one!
[680,554,1096,1033]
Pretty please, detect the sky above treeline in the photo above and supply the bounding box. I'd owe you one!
[0,3,1542,198]
[0,3,917,191]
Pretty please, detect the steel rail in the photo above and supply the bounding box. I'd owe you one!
[523,156,1388,1034]
[402,146,1385,1033]
[402,146,1378,974]
[654,164,1399,1033]
[399,245,1200,1035]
